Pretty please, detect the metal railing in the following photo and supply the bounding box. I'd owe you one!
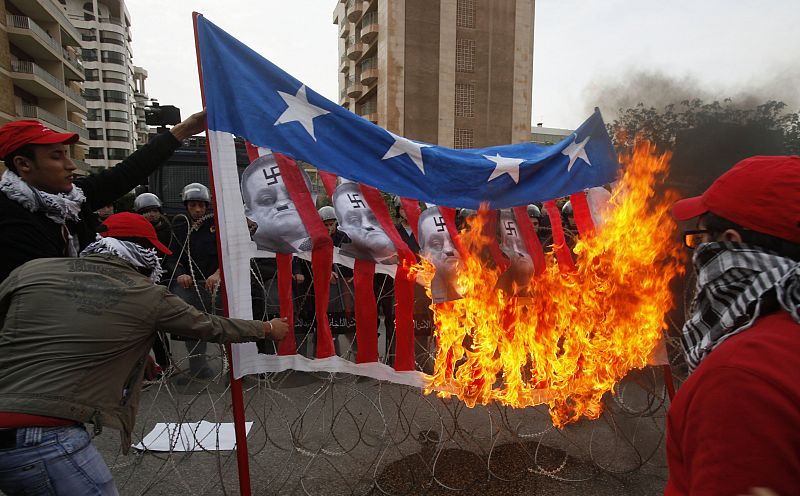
[6,15,60,53]
[12,61,60,90]
[362,11,378,27]
[19,104,67,131]
[66,121,89,139]
[359,57,377,71]
[64,86,86,107]
[62,48,85,75]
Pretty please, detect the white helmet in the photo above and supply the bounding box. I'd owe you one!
[133,193,162,213]
[181,183,211,204]
[318,205,336,222]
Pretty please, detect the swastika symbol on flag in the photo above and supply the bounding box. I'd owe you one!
[347,193,366,209]
[504,221,517,237]
[262,165,281,185]
[434,216,447,232]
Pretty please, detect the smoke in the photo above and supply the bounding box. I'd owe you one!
[585,68,800,122]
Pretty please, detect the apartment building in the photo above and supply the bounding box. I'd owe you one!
[0,0,89,169]
[333,0,534,148]
[64,0,136,170]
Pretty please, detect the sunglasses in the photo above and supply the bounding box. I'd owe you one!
[683,229,712,249]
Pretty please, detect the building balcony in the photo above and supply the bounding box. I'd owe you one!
[339,54,349,73]
[346,41,364,60]
[10,61,69,101]
[339,20,350,38]
[6,15,61,60]
[360,12,378,44]
[62,48,85,80]
[66,120,89,141]
[346,0,363,22]
[17,0,81,46]
[345,77,362,98]
[18,103,67,132]
[359,67,378,86]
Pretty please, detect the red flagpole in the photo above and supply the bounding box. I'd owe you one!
[193,12,252,495]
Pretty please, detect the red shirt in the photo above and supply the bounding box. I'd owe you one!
[665,311,800,495]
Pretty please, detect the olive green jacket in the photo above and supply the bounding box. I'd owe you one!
[0,254,264,452]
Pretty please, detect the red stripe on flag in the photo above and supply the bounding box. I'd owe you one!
[354,259,378,363]
[244,142,260,162]
[544,200,576,272]
[438,206,467,259]
[274,153,336,358]
[512,206,546,275]
[483,210,510,273]
[358,185,417,370]
[569,191,596,237]
[275,253,296,355]
[400,197,421,241]
[319,171,338,199]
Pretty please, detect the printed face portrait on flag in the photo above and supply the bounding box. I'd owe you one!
[241,154,315,253]
[332,182,398,264]
[497,209,535,294]
[419,206,462,303]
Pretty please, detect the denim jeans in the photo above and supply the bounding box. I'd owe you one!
[0,425,118,495]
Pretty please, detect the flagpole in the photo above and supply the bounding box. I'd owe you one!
[192,12,253,496]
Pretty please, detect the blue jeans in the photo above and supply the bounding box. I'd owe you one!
[0,425,118,495]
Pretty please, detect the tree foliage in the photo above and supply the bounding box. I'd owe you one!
[608,99,800,155]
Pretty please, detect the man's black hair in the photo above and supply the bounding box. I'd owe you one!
[2,144,37,174]
[703,212,800,261]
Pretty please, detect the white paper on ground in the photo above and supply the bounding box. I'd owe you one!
[132,421,253,452]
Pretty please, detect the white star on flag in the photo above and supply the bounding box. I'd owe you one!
[381,132,432,174]
[274,85,329,141]
[485,154,525,184]
[562,135,592,172]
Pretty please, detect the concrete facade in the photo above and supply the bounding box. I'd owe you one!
[0,0,88,167]
[64,0,135,170]
[334,0,535,148]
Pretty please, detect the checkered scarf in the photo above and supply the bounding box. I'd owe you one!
[80,236,165,284]
[682,242,800,372]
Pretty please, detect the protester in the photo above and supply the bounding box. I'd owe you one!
[167,183,220,383]
[0,111,206,282]
[95,203,114,222]
[527,204,542,235]
[134,192,174,373]
[666,155,800,495]
[0,212,288,495]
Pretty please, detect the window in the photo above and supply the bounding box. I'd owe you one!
[82,88,100,101]
[102,70,126,84]
[81,49,97,61]
[105,109,128,123]
[457,0,475,28]
[88,147,104,159]
[100,31,125,46]
[455,83,475,117]
[88,128,103,140]
[103,90,127,104]
[100,50,125,65]
[84,69,100,81]
[456,39,475,73]
[106,129,130,142]
[454,128,474,149]
[80,29,96,42]
[107,148,129,160]
[87,108,102,121]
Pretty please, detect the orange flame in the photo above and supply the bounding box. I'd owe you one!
[416,141,685,427]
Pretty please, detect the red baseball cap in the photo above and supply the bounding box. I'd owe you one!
[100,212,173,255]
[672,155,800,244]
[0,120,79,158]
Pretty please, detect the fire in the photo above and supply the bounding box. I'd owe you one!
[416,141,684,427]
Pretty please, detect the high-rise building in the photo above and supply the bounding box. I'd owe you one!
[131,65,148,145]
[0,0,89,170]
[333,0,534,148]
[64,0,135,170]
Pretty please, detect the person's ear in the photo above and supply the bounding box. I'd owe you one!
[13,156,33,174]
[720,229,743,243]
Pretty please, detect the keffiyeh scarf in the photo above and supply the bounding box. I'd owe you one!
[682,242,800,371]
[81,236,165,284]
[0,169,85,256]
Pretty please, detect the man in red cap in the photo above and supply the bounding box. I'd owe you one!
[0,212,289,495]
[0,111,206,282]
[666,156,800,495]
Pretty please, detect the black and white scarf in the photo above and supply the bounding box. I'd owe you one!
[80,236,165,284]
[0,169,85,256]
[682,242,800,371]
